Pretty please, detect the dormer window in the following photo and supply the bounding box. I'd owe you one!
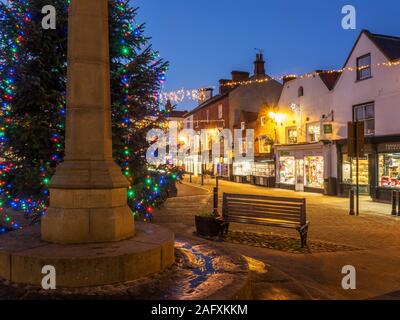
[298,86,304,97]
[357,54,372,81]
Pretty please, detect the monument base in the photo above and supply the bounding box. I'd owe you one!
[0,223,174,288]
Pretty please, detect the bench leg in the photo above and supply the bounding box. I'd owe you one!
[299,226,308,248]
[218,222,230,237]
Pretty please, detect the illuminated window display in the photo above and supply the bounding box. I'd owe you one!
[342,154,369,185]
[379,153,400,188]
[279,157,295,185]
[233,161,252,177]
[304,156,324,188]
[252,161,275,177]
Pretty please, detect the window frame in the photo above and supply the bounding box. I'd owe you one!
[286,126,298,144]
[356,53,372,81]
[306,122,322,143]
[353,102,375,136]
[298,86,304,97]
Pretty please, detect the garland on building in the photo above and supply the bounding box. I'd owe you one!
[0,0,183,232]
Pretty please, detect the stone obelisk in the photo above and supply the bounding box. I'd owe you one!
[42,0,135,244]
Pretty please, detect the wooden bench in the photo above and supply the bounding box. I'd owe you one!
[220,193,309,247]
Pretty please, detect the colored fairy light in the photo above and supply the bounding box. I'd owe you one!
[0,0,184,230]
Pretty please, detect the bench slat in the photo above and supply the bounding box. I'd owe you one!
[226,204,301,215]
[226,198,303,209]
[225,193,305,204]
[225,210,301,223]
[225,217,300,229]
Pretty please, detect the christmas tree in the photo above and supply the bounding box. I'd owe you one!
[0,0,182,231]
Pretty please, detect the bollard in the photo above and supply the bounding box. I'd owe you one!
[392,190,398,216]
[397,191,400,216]
[213,187,219,215]
[201,173,204,186]
[189,172,192,183]
[349,189,355,216]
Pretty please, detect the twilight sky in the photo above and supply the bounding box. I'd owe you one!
[133,0,400,110]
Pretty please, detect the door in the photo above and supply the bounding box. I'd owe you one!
[295,159,305,192]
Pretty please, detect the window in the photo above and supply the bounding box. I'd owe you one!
[259,135,272,154]
[241,122,246,131]
[342,154,369,185]
[260,116,267,127]
[298,86,304,97]
[206,110,209,122]
[354,103,375,135]
[304,156,324,189]
[218,104,223,119]
[379,153,400,188]
[286,127,298,144]
[357,54,371,81]
[307,122,321,142]
[279,157,295,185]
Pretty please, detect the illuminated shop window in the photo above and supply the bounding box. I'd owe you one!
[342,154,369,185]
[279,157,295,185]
[304,156,324,188]
[379,153,400,188]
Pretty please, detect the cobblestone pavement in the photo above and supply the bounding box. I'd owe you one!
[154,179,400,300]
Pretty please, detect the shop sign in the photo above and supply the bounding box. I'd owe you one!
[378,143,400,153]
[323,124,333,134]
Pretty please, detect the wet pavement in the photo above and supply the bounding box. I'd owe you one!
[153,179,400,300]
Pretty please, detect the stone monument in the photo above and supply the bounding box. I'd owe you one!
[0,0,174,288]
[41,0,135,244]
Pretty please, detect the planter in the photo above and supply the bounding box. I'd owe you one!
[195,215,221,237]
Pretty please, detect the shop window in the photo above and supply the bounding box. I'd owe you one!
[379,153,400,188]
[307,122,321,143]
[304,156,324,189]
[357,54,371,81]
[233,161,252,177]
[252,161,275,178]
[258,135,273,154]
[279,157,295,185]
[342,154,369,185]
[286,127,298,144]
[354,103,375,135]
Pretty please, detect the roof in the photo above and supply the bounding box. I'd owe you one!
[184,91,231,118]
[367,31,400,61]
[333,29,400,90]
[318,71,342,91]
[166,110,188,118]
[343,29,400,68]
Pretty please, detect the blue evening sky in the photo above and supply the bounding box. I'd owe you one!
[137,1,399,110]
[3,1,398,109]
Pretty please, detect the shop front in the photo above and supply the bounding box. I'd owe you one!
[233,160,253,184]
[374,140,400,202]
[275,143,328,194]
[251,158,276,187]
[337,136,400,203]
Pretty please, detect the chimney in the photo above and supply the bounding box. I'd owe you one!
[254,53,266,77]
[219,79,231,95]
[283,75,297,84]
[231,71,250,83]
[198,87,213,104]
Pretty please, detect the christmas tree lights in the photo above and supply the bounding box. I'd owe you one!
[0,0,183,232]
